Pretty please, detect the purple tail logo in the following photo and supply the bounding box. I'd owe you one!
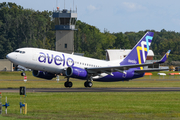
[120,32,154,68]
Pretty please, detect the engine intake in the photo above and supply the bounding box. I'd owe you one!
[65,67,88,79]
[32,70,55,80]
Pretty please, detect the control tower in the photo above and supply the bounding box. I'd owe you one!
[53,7,77,53]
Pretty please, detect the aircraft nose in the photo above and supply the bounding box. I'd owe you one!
[6,52,15,61]
[6,53,10,59]
[6,53,11,59]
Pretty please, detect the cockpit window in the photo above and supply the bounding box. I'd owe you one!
[14,50,25,54]
[15,50,20,52]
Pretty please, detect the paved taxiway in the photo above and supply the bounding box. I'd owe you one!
[1,87,180,92]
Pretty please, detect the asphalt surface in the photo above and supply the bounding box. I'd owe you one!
[1,87,180,93]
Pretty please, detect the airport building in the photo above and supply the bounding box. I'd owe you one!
[0,59,13,71]
[53,7,77,54]
[106,49,154,61]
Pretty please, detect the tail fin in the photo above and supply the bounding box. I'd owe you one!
[120,31,154,67]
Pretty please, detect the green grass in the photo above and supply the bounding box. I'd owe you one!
[0,92,180,120]
[2,80,180,88]
[0,71,42,80]
[1,70,180,88]
[0,71,180,119]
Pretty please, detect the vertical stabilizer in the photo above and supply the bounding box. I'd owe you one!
[120,32,154,69]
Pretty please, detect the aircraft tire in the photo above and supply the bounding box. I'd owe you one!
[21,72,26,76]
[88,82,93,87]
[84,82,93,87]
[84,82,88,87]
[64,82,67,87]
[68,82,73,88]
[64,81,73,88]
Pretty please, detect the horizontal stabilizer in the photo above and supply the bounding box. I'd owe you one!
[154,50,171,64]
[134,69,170,73]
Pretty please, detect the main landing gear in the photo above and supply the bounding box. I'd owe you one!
[64,77,73,88]
[64,76,93,88]
[84,76,93,88]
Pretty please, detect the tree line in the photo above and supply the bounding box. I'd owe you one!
[0,2,179,63]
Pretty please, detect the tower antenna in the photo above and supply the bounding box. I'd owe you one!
[73,0,74,11]
[64,0,65,9]
[56,0,58,8]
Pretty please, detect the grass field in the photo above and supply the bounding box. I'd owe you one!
[0,71,180,119]
[0,92,180,120]
[0,71,180,88]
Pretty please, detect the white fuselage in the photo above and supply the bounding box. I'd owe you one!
[7,48,121,75]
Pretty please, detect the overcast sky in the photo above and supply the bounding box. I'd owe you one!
[3,0,180,33]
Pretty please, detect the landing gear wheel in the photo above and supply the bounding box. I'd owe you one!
[68,82,73,87]
[87,82,93,87]
[84,81,93,88]
[21,72,26,76]
[64,81,73,88]
[84,82,88,87]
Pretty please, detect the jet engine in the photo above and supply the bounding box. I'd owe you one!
[32,70,55,80]
[65,67,88,79]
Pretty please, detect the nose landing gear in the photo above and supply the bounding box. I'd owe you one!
[21,72,26,76]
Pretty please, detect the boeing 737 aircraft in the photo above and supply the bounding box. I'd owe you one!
[6,31,171,88]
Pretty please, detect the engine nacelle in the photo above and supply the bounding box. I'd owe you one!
[123,69,135,79]
[32,70,55,80]
[125,68,144,80]
[65,67,88,79]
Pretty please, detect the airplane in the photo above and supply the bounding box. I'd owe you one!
[6,31,171,88]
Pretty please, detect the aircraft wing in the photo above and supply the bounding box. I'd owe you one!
[86,50,171,74]
[86,63,157,74]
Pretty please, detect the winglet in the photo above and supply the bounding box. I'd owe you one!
[155,50,171,64]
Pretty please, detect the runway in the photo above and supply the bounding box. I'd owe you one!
[1,87,180,93]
